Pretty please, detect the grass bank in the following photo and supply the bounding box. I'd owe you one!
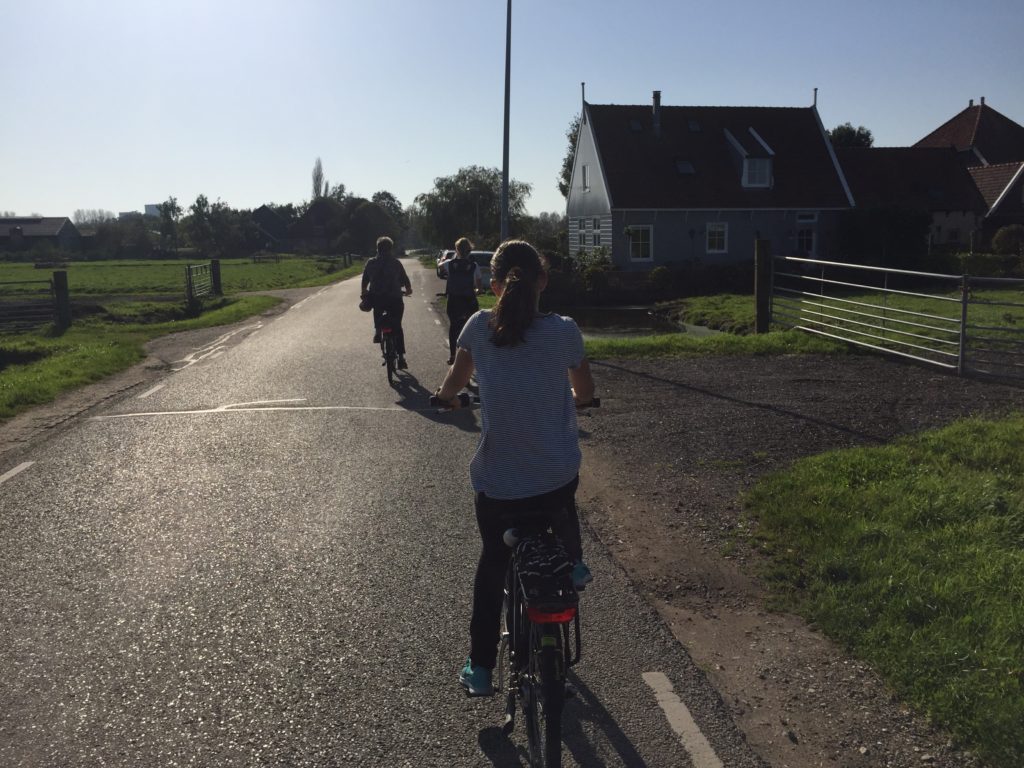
[0,254,365,422]
[0,295,280,420]
[746,415,1024,767]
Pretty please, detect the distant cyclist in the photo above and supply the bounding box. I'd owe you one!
[442,237,484,365]
[433,239,596,697]
[361,236,413,369]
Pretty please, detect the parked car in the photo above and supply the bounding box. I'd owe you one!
[470,250,493,285]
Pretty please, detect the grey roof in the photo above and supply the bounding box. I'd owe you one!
[0,217,77,237]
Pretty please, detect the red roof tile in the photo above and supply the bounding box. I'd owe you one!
[968,162,1024,210]
[915,102,1024,165]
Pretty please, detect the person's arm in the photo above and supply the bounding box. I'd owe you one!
[361,258,373,294]
[435,347,474,406]
[399,262,413,296]
[569,358,595,407]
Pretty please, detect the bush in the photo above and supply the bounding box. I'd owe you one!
[992,224,1024,257]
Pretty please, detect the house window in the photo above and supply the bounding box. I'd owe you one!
[707,222,728,253]
[627,226,652,261]
[592,218,602,247]
[796,228,815,253]
[796,212,816,254]
[581,164,590,190]
[743,158,772,188]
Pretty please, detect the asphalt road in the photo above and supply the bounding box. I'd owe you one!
[0,261,765,767]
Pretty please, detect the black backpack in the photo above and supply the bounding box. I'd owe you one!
[446,258,476,297]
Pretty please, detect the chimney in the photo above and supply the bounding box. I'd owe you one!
[981,96,986,106]
[652,90,662,137]
[969,99,974,107]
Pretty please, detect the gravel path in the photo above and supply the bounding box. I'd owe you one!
[577,353,1024,768]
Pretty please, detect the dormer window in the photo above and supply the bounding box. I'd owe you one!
[743,157,772,188]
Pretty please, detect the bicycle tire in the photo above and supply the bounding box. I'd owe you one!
[524,626,565,768]
[384,335,396,385]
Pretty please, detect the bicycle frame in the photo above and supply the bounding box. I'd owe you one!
[499,522,581,767]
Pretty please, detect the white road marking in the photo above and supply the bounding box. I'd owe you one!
[170,323,261,371]
[137,384,165,399]
[90,399,452,421]
[642,672,724,768]
[0,462,34,486]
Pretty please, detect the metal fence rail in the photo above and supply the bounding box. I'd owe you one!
[768,255,1024,382]
[185,263,213,302]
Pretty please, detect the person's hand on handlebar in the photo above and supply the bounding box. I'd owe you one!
[403,286,413,297]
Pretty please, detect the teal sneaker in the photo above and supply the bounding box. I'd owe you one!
[459,658,494,697]
[572,561,594,590]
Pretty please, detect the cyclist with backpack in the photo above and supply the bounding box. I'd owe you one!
[361,236,413,369]
[433,239,595,696]
[441,237,484,364]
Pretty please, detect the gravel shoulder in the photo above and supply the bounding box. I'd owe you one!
[578,353,1024,768]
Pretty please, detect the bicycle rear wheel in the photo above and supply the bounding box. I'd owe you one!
[524,626,565,768]
[384,335,396,384]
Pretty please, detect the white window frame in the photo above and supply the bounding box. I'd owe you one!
[796,212,817,255]
[743,158,772,188]
[627,225,653,261]
[581,164,590,190]
[706,222,728,254]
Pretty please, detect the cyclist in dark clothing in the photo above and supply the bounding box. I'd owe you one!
[441,237,483,365]
[361,236,413,369]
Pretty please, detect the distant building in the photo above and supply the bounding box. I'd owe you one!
[0,217,81,251]
[144,204,162,218]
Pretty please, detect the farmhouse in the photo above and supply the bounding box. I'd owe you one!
[0,216,81,252]
[566,91,852,271]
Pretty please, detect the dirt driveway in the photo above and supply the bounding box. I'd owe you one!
[578,353,1024,768]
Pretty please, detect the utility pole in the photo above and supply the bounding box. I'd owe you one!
[500,0,511,241]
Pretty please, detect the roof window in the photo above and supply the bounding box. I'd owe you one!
[675,160,695,175]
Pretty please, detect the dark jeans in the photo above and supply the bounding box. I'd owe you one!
[372,296,405,355]
[469,476,582,670]
[446,295,478,357]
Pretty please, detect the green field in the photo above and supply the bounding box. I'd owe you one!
[0,256,358,296]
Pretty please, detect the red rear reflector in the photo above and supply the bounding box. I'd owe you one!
[527,606,577,623]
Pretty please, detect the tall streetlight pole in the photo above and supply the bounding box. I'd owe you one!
[500,0,511,241]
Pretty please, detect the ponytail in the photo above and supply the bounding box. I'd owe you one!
[489,240,546,347]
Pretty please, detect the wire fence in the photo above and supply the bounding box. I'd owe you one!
[769,256,1024,382]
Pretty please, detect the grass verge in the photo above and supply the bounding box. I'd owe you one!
[584,329,846,358]
[0,295,280,421]
[745,415,1024,767]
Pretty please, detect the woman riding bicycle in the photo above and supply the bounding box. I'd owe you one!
[433,239,595,697]
[441,236,484,365]
[361,235,413,369]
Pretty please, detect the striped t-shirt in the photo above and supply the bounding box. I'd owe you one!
[457,310,585,500]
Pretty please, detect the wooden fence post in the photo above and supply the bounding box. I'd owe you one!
[755,239,772,334]
[211,259,222,295]
[52,270,72,329]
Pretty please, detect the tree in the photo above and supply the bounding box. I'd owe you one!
[414,165,532,248]
[829,122,874,148]
[558,114,581,198]
[159,196,182,254]
[72,209,115,225]
[325,182,347,202]
[372,191,403,221]
[312,157,325,199]
[186,194,214,254]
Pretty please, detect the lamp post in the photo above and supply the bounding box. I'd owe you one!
[500,0,511,241]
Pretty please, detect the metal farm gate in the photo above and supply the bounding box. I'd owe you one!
[767,255,1024,382]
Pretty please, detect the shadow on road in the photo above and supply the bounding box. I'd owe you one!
[477,671,648,767]
[390,372,480,433]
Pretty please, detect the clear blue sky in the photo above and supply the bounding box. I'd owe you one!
[3,0,1023,220]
